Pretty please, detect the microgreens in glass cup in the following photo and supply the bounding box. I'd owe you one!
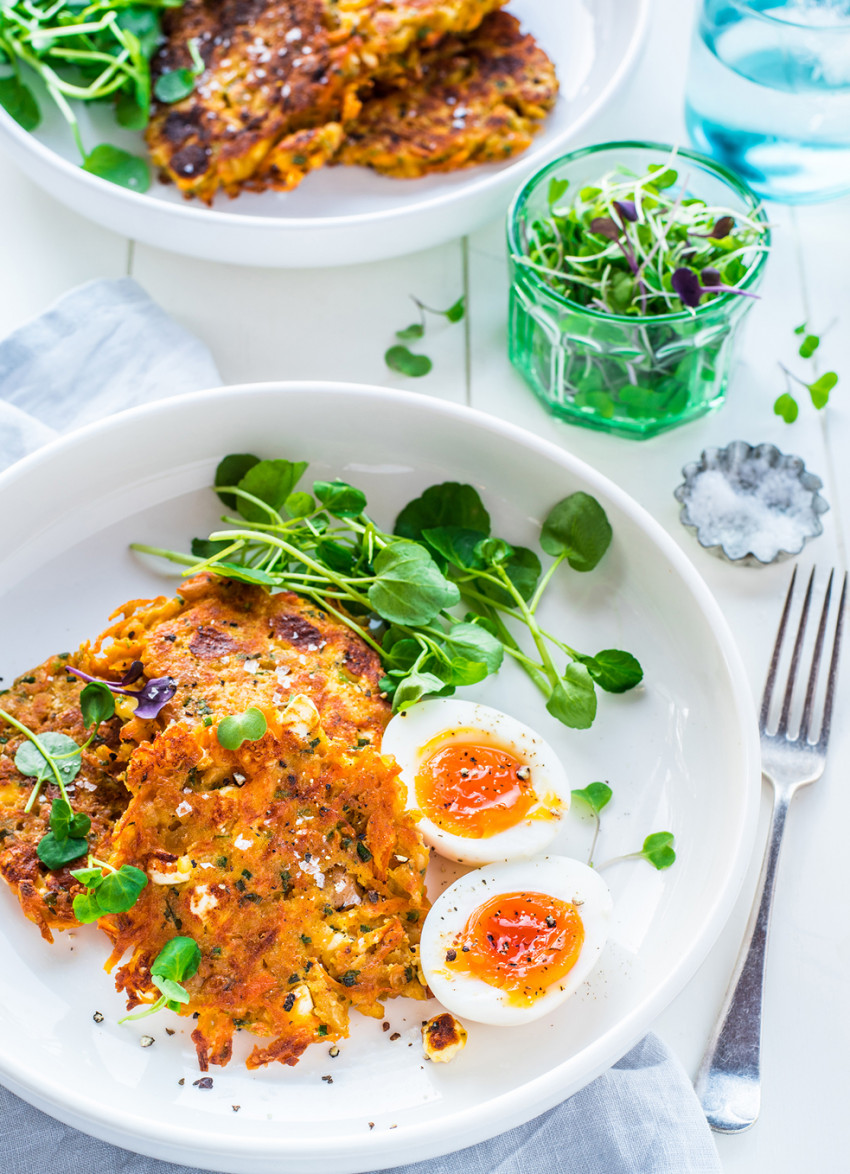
[507,142,770,439]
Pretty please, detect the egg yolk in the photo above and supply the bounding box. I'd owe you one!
[415,739,534,838]
[447,890,584,1002]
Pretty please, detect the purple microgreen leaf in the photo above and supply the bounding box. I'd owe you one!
[121,661,145,686]
[700,267,722,287]
[589,216,621,241]
[710,215,735,239]
[671,267,703,308]
[132,677,177,720]
[612,199,637,223]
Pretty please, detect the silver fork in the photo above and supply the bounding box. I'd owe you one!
[694,566,847,1133]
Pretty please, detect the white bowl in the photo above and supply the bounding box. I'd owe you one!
[0,381,759,1173]
[0,0,648,266]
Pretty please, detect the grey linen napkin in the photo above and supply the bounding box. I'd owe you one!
[0,280,721,1174]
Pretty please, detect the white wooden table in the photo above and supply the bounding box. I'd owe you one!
[1,0,848,1170]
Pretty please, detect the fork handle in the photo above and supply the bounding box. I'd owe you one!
[694,784,791,1133]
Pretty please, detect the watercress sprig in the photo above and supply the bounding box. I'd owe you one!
[571,781,676,871]
[0,0,181,190]
[120,935,201,1022]
[131,455,643,731]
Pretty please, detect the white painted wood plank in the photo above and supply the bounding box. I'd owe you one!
[129,240,468,402]
[0,144,129,338]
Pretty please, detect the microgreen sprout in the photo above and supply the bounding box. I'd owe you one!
[386,294,465,377]
[570,781,612,865]
[598,831,677,872]
[216,707,268,750]
[71,857,148,921]
[774,322,839,423]
[120,935,201,1022]
[154,36,204,103]
[0,0,181,190]
[132,455,644,731]
[571,783,676,872]
[519,157,767,317]
[67,663,176,720]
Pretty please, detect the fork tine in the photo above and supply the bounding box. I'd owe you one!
[775,567,815,737]
[815,571,848,749]
[798,570,835,742]
[759,566,798,730]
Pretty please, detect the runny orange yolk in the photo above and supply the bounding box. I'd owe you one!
[447,890,584,1002]
[414,738,534,838]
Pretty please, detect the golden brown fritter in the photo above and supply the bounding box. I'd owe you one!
[337,10,558,177]
[146,0,505,201]
[0,657,131,941]
[82,572,391,753]
[103,712,429,1070]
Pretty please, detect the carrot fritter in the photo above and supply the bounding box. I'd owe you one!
[0,657,131,941]
[146,0,506,201]
[337,10,558,177]
[103,711,429,1070]
[82,572,390,754]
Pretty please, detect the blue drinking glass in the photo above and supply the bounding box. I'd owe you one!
[685,0,850,203]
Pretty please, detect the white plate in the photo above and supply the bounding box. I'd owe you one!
[0,0,648,266]
[0,382,759,1173]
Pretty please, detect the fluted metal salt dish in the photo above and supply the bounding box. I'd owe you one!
[674,441,829,566]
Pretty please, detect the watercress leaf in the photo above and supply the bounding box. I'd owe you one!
[444,656,489,687]
[444,297,465,324]
[570,781,613,816]
[210,562,278,587]
[580,649,643,693]
[48,797,74,839]
[237,459,309,522]
[15,733,81,787]
[284,491,314,518]
[0,77,41,132]
[396,323,424,341]
[442,622,504,674]
[395,482,491,541]
[640,831,676,870]
[808,371,838,409]
[773,392,799,423]
[116,7,161,59]
[545,662,597,730]
[385,346,432,377]
[393,670,452,710]
[152,974,190,1003]
[154,67,196,103]
[541,492,613,571]
[477,546,542,606]
[798,333,820,359]
[314,480,367,518]
[152,935,202,982]
[70,866,105,888]
[82,145,150,193]
[68,812,92,839]
[474,537,514,566]
[80,681,116,728]
[421,526,487,569]
[216,707,267,750]
[72,892,103,923]
[37,832,89,869]
[215,453,260,508]
[548,177,569,206]
[191,537,232,559]
[368,541,460,625]
[315,539,355,574]
[115,88,149,130]
[382,635,422,671]
[96,865,147,913]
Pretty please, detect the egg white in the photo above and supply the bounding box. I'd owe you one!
[381,699,569,864]
[420,856,612,1026]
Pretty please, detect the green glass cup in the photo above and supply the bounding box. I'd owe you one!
[507,142,769,440]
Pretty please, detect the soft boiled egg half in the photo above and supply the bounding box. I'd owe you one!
[381,698,569,865]
[420,856,612,1026]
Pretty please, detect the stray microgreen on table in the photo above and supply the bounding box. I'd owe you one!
[385,295,465,378]
[133,455,643,732]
